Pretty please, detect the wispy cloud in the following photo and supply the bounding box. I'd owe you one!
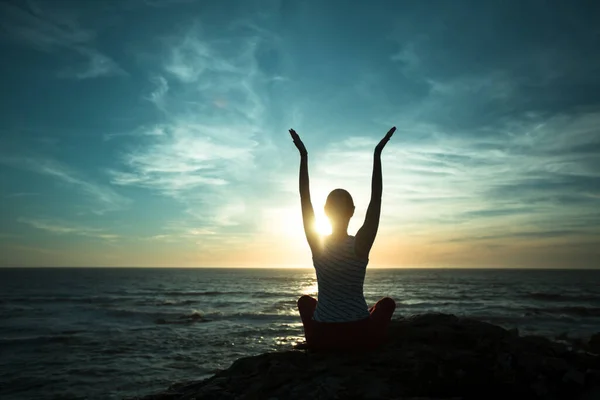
[19,217,120,240]
[0,1,125,79]
[108,23,278,238]
[145,76,169,110]
[306,108,600,244]
[0,156,130,214]
[103,125,168,142]
[57,48,126,79]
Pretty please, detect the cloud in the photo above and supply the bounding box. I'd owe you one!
[0,156,130,214]
[390,42,421,73]
[367,15,600,248]
[103,125,168,142]
[108,122,253,193]
[146,76,169,109]
[384,4,600,135]
[0,1,125,79]
[18,217,119,240]
[57,48,126,79]
[307,109,600,243]
[108,23,279,237]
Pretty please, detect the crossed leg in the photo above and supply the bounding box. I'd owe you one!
[297,295,318,344]
[368,297,396,344]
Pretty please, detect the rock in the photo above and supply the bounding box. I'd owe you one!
[581,387,600,400]
[587,369,600,383]
[543,356,570,374]
[530,378,549,398]
[129,313,600,400]
[563,368,585,386]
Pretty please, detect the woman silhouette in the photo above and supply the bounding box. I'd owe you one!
[290,127,397,350]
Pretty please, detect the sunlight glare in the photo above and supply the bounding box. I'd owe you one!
[265,204,331,237]
[314,213,332,236]
[300,281,318,296]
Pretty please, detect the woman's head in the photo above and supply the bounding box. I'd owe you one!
[324,189,355,224]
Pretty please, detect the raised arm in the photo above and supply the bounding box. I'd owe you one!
[355,127,396,261]
[289,129,322,257]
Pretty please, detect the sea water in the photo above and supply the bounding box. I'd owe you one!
[1,267,599,399]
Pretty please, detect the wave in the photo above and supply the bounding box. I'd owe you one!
[522,292,600,302]
[398,301,455,308]
[3,296,126,305]
[107,308,178,320]
[251,292,289,299]
[428,294,473,301]
[131,299,198,307]
[156,290,287,298]
[106,307,296,324]
[0,333,84,346]
[155,311,208,325]
[105,307,210,325]
[152,310,298,325]
[221,312,299,322]
[525,306,600,317]
[161,299,197,306]
[3,293,261,307]
[4,296,214,308]
[0,306,47,319]
[158,290,249,297]
[233,326,303,337]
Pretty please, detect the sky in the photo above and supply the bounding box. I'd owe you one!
[0,0,599,268]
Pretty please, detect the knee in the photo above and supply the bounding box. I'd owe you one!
[297,295,316,308]
[379,297,396,312]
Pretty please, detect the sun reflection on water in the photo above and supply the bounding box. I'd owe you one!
[299,281,318,296]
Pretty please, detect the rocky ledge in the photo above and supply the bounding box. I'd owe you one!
[131,313,600,400]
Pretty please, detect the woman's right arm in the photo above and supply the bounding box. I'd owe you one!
[355,127,396,261]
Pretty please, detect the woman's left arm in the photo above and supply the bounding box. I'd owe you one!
[289,129,322,257]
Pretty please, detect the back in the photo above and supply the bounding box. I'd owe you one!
[312,235,369,322]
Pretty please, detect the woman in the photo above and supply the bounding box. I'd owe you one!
[290,127,397,351]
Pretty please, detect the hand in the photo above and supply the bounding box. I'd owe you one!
[289,129,307,157]
[374,126,396,154]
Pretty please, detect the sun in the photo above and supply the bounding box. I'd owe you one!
[314,214,332,236]
[265,205,331,237]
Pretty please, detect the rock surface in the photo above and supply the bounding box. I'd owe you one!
[129,313,600,400]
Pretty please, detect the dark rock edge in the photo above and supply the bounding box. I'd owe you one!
[128,313,600,400]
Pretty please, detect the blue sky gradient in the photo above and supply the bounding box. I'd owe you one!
[1,0,599,267]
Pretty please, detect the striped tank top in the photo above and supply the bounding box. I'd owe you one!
[312,235,370,322]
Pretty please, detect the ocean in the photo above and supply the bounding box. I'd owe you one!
[1,267,599,400]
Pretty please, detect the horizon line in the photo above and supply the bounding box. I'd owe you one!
[1,266,599,270]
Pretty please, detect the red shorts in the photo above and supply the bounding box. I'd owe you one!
[297,296,396,351]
